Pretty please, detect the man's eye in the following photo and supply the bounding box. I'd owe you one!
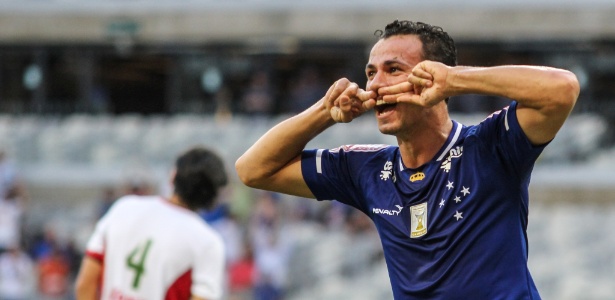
[390,67,398,73]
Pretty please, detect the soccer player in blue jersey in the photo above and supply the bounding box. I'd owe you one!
[236,20,579,299]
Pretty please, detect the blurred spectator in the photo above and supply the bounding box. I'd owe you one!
[324,201,351,230]
[228,241,255,300]
[0,183,28,254]
[0,149,18,199]
[0,244,36,300]
[62,238,82,283]
[96,186,117,220]
[214,86,234,124]
[30,226,59,261]
[239,71,276,116]
[37,246,70,299]
[448,94,512,114]
[203,203,244,267]
[283,67,328,113]
[201,202,250,299]
[89,85,110,113]
[250,192,293,300]
[340,210,382,278]
[120,176,154,196]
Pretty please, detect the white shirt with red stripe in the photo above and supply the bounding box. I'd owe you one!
[85,195,225,300]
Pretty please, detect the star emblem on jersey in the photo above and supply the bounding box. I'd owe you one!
[437,180,470,225]
[461,186,471,196]
[380,161,393,181]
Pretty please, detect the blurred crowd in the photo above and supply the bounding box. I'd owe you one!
[0,148,106,300]
[0,147,383,300]
[210,65,510,121]
[202,189,383,300]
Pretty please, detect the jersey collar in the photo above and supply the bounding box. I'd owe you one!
[397,120,462,172]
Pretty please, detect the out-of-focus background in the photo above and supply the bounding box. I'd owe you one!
[0,1,614,299]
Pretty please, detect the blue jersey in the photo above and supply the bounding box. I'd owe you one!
[301,102,545,299]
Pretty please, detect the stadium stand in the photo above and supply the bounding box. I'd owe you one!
[0,0,614,299]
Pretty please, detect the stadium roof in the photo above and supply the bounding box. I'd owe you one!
[0,0,614,44]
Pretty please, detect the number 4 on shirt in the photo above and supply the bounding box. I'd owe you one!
[126,239,153,289]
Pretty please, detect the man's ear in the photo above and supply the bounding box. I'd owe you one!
[169,169,177,186]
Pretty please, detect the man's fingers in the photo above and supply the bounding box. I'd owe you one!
[323,82,336,101]
[357,89,376,102]
[411,66,434,81]
[339,95,352,111]
[378,82,412,96]
[338,82,359,109]
[330,103,352,123]
[331,79,348,100]
[325,78,351,104]
[342,81,359,97]
[362,99,376,110]
[330,106,342,122]
[326,79,373,123]
[408,75,433,88]
[329,81,357,123]
[409,63,435,87]
[383,93,421,105]
[382,95,398,103]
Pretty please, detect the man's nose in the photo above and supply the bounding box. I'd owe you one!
[368,72,387,93]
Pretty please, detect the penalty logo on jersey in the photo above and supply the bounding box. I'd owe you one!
[410,202,428,238]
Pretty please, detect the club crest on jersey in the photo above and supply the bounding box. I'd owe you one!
[440,146,463,173]
[409,172,425,182]
[410,202,428,238]
[380,161,394,182]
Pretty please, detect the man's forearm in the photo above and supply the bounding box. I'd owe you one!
[447,65,579,144]
[75,257,102,300]
[447,65,579,110]
[235,100,334,189]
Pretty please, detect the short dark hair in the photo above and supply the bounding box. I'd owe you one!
[173,146,228,211]
[375,20,457,67]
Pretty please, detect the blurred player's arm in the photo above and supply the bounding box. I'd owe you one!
[75,256,102,300]
[236,78,374,197]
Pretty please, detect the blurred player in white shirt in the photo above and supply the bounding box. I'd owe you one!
[75,146,229,300]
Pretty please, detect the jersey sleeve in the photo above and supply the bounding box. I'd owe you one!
[191,232,226,300]
[301,147,369,213]
[84,207,113,262]
[84,196,130,262]
[474,101,548,178]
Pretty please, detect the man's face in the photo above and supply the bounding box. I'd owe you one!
[365,35,423,135]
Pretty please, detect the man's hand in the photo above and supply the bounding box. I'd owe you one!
[378,60,452,107]
[324,78,376,123]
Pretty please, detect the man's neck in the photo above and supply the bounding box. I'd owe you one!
[397,117,453,169]
[168,195,190,210]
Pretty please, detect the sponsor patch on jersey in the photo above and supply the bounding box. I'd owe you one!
[410,202,428,238]
[372,205,404,216]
